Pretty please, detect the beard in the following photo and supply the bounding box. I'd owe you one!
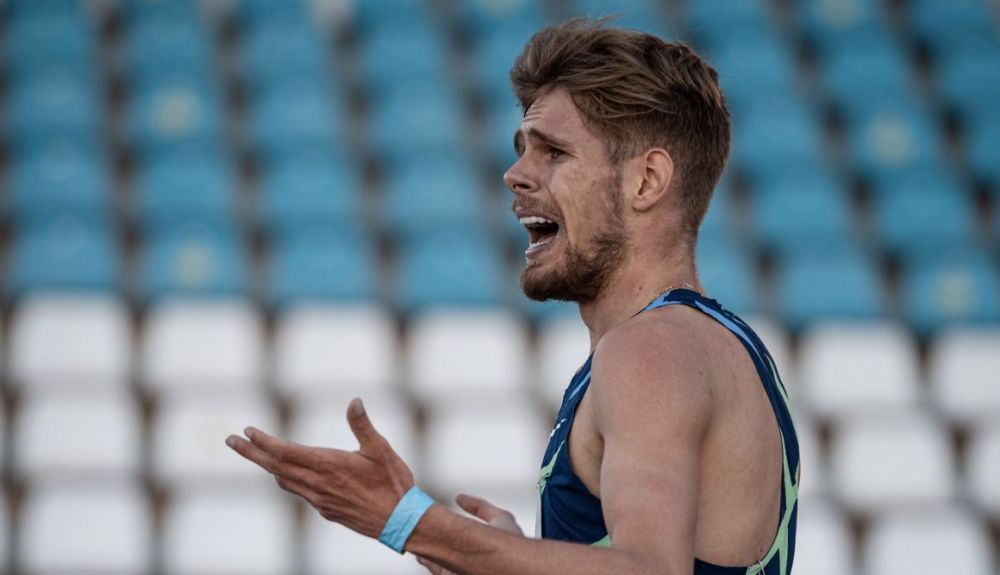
[520,171,628,304]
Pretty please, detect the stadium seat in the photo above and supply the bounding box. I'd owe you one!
[749,167,854,255]
[862,506,995,575]
[20,482,152,574]
[7,215,118,295]
[706,29,799,114]
[777,250,885,328]
[798,322,921,419]
[965,113,1000,184]
[797,0,888,48]
[536,313,591,406]
[267,228,377,305]
[4,11,96,75]
[248,79,342,157]
[141,299,264,396]
[900,250,1000,334]
[7,294,131,391]
[258,150,361,235]
[396,231,505,311]
[161,488,295,575]
[696,238,759,314]
[128,71,225,152]
[14,392,142,480]
[476,24,538,108]
[424,399,546,492]
[152,396,277,488]
[937,37,1000,122]
[684,0,772,43]
[830,411,956,511]
[122,0,204,25]
[382,154,483,237]
[370,84,464,165]
[125,17,213,79]
[459,0,545,35]
[359,17,448,91]
[792,499,854,575]
[140,222,246,299]
[8,137,111,222]
[820,36,913,113]
[304,514,425,575]
[6,64,101,145]
[573,0,670,36]
[134,146,236,228]
[871,168,977,257]
[929,327,1000,424]
[910,0,999,54]
[967,421,1000,517]
[273,304,397,399]
[406,308,529,404]
[289,394,418,473]
[731,99,826,181]
[845,99,944,182]
[237,0,314,26]
[241,16,328,87]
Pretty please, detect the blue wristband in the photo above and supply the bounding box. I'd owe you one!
[378,486,435,554]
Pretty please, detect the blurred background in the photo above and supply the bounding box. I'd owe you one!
[0,0,998,573]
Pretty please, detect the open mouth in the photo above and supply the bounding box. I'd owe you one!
[519,215,560,247]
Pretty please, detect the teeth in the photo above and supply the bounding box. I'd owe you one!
[519,216,556,225]
[529,237,554,248]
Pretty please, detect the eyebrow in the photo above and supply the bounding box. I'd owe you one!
[513,127,572,154]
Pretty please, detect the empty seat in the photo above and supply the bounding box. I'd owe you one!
[424,400,546,492]
[967,421,1000,517]
[134,147,237,228]
[258,150,360,235]
[6,64,101,145]
[777,250,885,329]
[575,0,669,35]
[128,71,224,152]
[536,314,591,406]
[792,499,854,575]
[798,322,921,419]
[911,0,999,55]
[820,36,913,112]
[901,251,1000,334]
[7,215,119,295]
[750,168,854,254]
[685,0,772,42]
[5,12,96,75]
[846,99,944,181]
[162,489,295,575]
[273,304,397,399]
[267,228,377,305]
[371,84,464,164]
[8,138,112,221]
[731,99,825,181]
[830,411,956,511]
[929,327,1000,424]
[797,0,887,48]
[862,506,995,575]
[359,18,447,91]
[152,396,277,488]
[140,223,247,300]
[125,17,213,79]
[141,299,264,396]
[8,294,131,391]
[249,79,341,157]
[460,0,545,35]
[938,38,1000,122]
[289,394,418,473]
[20,482,152,574]
[965,112,1000,184]
[696,239,759,314]
[396,232,505,311]
[382,155,483,237]
[705,29,799,114]
[304,512,425,575]
[407,308,529,404]
[241,18,328,88]
[14,392,142,480]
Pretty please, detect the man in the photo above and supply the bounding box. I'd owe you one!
[228,20,799,575]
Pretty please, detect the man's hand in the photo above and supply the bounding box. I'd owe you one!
[225,398,414,539]
[416,494,524,575]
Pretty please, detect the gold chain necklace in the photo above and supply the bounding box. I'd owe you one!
[657,282,703,297]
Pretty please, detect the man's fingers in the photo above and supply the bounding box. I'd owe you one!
[226,435,326,486]
[243,427,316,465]
[416,555,450,575]
[346,398,387,457]
[456,494,522,534]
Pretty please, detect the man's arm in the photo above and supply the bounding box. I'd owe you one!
[406,315,713,575]
[227,315,713,575]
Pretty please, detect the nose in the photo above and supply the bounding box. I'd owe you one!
[503,156,536,196]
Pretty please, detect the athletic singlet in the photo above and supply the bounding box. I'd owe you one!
[537,289,799,575]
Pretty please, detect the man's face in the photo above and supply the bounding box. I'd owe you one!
[504,88,628,304]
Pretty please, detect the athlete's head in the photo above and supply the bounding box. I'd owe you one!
[505,19,730,303]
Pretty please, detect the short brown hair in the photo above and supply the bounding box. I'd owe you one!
[511,19,731,239]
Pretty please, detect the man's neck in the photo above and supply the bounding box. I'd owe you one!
[578,246,701,352]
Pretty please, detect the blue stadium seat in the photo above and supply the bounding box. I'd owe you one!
[845,98,944,183]
[248,79,341,158]
[268,228,377,306]
[4,13,96,76]
[8,215,118,296]
[242,19,328,88]
[352,0,429,32]
[476,24,537,108]
[487,99,523,169]
[696,238,758,314]
[360,18,448,92]
[128,71,225,153]
[8,139,112,223]
[125,18,214,79]
[698,177,738,247]
[937,37,1000,122]
[134,147,237,230]
[909,0,999,52]
[966,115,1000,185]
[731,99,825,181]
[684,0,771,43]
[258,150,361,236]
[141,222,246,300]
[777,250,885,328]
[6,64,101,146]
[902,251,1000,334]
[872,169,978,257]
[750,167,854,255]
[382,155,483,238]
[122,0,203,24]
[5,0,82,19]
[797,0,888,48]
[706,29,799,115]
[573,0,670,36]
[238,0,312,26]
[371,84,463,165]
[820,35,913,113]
[397,231,505,311]
[460,0,545,35]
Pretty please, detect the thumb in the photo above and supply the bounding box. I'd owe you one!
[346,398,385,456]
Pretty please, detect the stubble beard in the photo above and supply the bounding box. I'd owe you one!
[520,171,628,305]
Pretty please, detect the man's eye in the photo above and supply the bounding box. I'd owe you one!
[548,147,565,160]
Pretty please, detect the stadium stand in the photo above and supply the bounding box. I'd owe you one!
[0,0,997,572]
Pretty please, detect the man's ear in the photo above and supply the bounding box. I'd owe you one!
[630,148,674,212]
